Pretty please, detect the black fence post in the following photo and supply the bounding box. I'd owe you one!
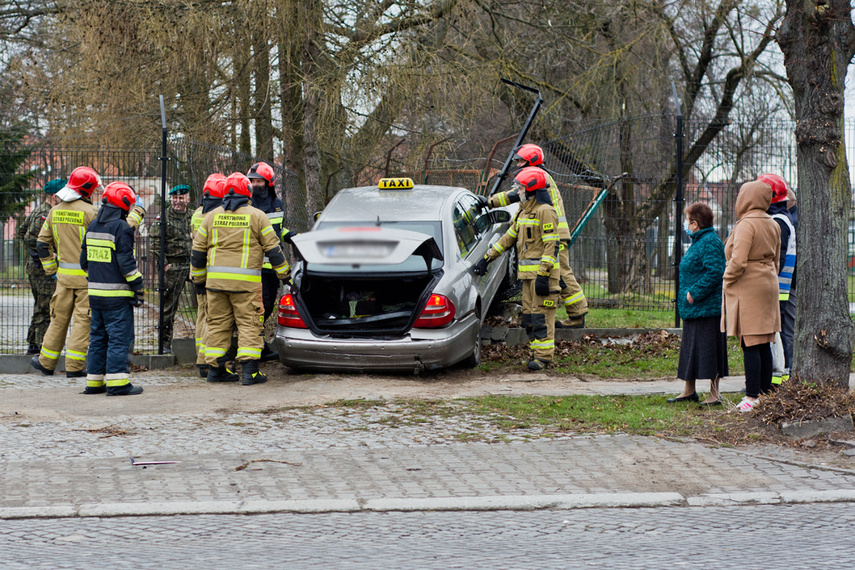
[158,96,168,354]
[672,83,684,329]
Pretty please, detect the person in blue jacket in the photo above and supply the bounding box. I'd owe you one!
[80,182,145,396]
[668,202,728,406]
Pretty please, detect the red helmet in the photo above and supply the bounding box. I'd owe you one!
[247,162,275,185]
[67,166,103,197]
[224,172,251,198]
[514,166,548,192]
[203,173,227,198]
[512,144,544,167]
[757,173,790,203]
[102,182,136,211]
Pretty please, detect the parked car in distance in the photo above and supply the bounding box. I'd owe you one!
[273,178,517,373]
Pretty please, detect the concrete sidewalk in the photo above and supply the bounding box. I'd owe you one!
[2,369,855,519]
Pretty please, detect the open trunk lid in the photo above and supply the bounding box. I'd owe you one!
[291,227,442,271]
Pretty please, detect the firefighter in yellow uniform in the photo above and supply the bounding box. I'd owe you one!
[191,172,290,385]
[473,167,560,370]
[189,173,226,378]
[32,167,146,377]
[486,144,588,328]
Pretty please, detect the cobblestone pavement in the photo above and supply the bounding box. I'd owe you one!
[2,504,855,568]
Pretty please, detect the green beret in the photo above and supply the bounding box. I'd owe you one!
[44,179,67,195]
[169,184,191,196]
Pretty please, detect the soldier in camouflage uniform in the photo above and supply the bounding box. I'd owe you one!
[17,179,65,354]
[149,184,193,353]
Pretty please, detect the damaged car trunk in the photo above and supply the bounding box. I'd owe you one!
[290,227,444,337]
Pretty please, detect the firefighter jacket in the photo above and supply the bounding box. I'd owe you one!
[484,192,560,280]
[150,204,193,266]
[36,198,98,289]
[190,197,290,293]
[251,191,289,270]
[488,173,570,240]
[36,198,145,289]
[80,205,144,311]
[190,196,223,238]
[19,201,52,262]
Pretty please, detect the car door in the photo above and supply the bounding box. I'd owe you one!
[452,193,504,309]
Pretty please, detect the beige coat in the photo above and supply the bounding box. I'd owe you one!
[721,180,781,342]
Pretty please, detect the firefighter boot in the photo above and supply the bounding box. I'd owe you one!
[241,360,268,386]
[197,364,210,378]
[30,356,54,376]
[26,343,39,355]
[260,340,279,363]
[107,383,143,396]
[206,365,239,383]
[527,358,551,371]
[66,370,86,379]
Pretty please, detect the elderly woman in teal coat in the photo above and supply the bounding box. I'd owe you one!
[668,202,728,406]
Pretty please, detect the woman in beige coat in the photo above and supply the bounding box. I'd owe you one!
[722,180,781,412]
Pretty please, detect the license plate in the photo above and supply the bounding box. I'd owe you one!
[323,243,393,258]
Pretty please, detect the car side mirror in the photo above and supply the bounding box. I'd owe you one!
[493,210,511,223]
[313,211,323,222]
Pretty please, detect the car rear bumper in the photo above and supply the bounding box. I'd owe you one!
[273,313,480,372]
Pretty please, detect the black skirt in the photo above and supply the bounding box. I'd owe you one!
[677,315,729,381]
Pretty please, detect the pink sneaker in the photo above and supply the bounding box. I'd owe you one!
[736,397,758,412]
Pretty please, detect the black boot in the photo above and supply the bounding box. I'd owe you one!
[197,364,210,378]
[30,356,54,376]
[260,341,279,362]
[26,343,39,355]
[66,370,86,379]
[107,383,143,396]
[241,359,268,386]
[83,386,106,395]
[206,365,239,383]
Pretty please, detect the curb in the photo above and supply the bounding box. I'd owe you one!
[3,490,855,519]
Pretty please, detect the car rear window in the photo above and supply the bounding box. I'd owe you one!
[309,221,444,273]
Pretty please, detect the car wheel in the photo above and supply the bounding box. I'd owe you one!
[460,305,482,368]
[497,248,522,301]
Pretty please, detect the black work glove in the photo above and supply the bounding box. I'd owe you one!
[472,257,490,276]
[130,290,145,307]
[535,274,550,297]
[475,194,489,208]
[282,230,298,244]
[29,250,40,263]
[194,282,206,295]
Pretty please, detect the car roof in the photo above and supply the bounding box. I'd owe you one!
[319,184,467,222]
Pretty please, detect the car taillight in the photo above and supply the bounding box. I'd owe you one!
[413,294,455,328]
[278,294,308,328]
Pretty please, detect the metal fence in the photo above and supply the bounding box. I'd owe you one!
[1,116,853,353]
[0,139,309,354]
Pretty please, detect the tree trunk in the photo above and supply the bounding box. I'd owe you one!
[778,0,855,388]
[299,0,324,219]
[252,17,275,160]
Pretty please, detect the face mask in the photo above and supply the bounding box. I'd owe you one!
[683,220,694,236]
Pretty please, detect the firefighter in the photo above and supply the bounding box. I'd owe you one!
[759,173,797,385]
[149,183,194,354]
[485,144,588,328]
[18,178,65,354]
[473,167,561,370]
[31,167,101,377]
[246,162,297,362]
[80,182,144,396]
[189,173,226,378]
[191,172,290,385]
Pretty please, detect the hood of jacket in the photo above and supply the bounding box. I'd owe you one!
[735,180,772,218]
[222,193,250,212]
[201,195,222,214]
[95,203,125,223]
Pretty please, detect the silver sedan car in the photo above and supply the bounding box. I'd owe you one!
[273,178,518,373]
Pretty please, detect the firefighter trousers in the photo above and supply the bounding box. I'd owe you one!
[39,284,90,373]
[204,289,264,367]
[521,279,557,362]
[195,292,207,366]
[558,244,587,318]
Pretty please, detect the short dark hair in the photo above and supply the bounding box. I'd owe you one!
[685,202,714,229]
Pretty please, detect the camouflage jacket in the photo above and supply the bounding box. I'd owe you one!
[18,201,52,256]
[150,205,193,265]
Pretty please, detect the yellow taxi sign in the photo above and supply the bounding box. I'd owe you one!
[378,177,414,190]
